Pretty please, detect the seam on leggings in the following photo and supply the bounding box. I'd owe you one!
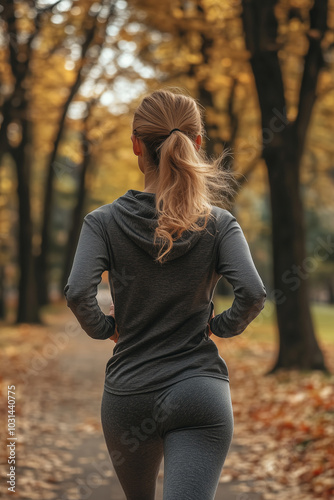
[162,421,229,439]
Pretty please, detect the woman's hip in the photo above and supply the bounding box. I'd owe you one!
[153,376,233,437]
[101,375,233,441]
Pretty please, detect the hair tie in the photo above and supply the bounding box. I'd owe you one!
[169,128,181,136]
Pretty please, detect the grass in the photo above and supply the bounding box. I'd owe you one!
[311,302,334,343]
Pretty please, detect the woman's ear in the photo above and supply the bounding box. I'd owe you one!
[195,135,202,151]
[131,134,143,156]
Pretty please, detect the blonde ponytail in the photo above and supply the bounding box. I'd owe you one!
[132,88,238,264]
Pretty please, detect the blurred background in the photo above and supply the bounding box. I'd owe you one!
[0,1,333,499]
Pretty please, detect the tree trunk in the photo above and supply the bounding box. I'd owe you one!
[1,0,50,323]
[61,139,91,293]
[241,0,329,372]
[14,130,41,324]
[265,129,326,370]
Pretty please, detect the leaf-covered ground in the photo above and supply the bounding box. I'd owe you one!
[0,304,333,500]
[215,331,334,500]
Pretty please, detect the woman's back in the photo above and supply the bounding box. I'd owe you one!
[64,188,266,395]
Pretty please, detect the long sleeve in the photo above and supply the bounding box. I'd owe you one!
[209,212,266,338]
[63,213,116,340]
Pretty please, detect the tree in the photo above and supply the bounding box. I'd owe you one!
[0,0,61,322]
[241,0,329,371]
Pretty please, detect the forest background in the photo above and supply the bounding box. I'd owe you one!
[0,1,334,499]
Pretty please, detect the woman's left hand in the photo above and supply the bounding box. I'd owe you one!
[108,303,119,343]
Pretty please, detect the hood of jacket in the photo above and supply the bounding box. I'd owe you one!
[112,189,204,262]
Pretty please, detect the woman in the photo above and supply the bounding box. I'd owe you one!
[64,88,266,500]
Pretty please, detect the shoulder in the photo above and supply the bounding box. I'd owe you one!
[82,202,120,240]
[84,201,118,224]
[210,206,238,232]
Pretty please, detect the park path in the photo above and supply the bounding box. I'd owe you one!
[14,305,263,500]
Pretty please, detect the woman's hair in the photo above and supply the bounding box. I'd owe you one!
[132,88,239,264]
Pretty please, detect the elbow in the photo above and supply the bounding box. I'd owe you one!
[253,284,266,303]
[63,284,83,306]
[243,283,267,310]
[250,285,267,314]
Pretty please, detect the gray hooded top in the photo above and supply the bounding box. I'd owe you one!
[64,189,267,395]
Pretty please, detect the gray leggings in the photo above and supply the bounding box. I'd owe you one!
[100,376,234,500]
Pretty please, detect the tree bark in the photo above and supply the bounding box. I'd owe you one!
[241,0,329,372]
[14,126,41,323]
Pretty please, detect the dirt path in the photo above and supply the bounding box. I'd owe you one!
[2,305,263,500]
